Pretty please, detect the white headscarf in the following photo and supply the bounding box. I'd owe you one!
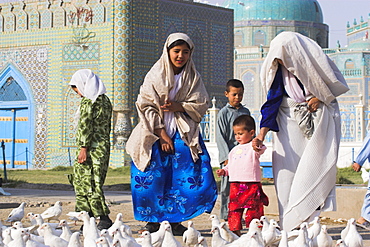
[261,31,349,105]
[69,69,106,102]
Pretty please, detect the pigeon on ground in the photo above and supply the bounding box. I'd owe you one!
[41,201,63,222]
[277,230,289,247]
[151,221,169,247]
[96,236,111,247]
[315,225,333,247]
[162,224,182,247]
[211,225,229,247]
[33,214,61,237]
[183,220,201,246]
[293,223,310,247]
[140,230,154,247]
[341,220,350,240]
[66,212,80,225]
[26,212,37,226]
[76,211,91,238]
[67,231,83,247]
[209,214,221,229]
[245,228,265,247]
[6,202,26,223]
[83,217,100,247]
[7,227,27,247]
[336,239,348,247]
[219,222,239,243]
[308,216,321,240]
[344,218,363,247]
[195,235,209,247]
[100,229,113,246]
[2,227,13,245]
[262,219,280,246]
[40,223,69,247]
[58,219,72,242]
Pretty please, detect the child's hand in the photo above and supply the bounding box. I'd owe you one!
[216,169,225,177]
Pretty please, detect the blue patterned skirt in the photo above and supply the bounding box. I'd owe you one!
[131,131,218,223]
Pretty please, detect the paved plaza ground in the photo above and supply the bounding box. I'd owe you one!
[1,185,370,245]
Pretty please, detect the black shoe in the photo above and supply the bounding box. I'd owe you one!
[170,222,187,236]
[97,215,113,230]
[138,222,160,234]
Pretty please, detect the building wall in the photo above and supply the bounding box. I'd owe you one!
[0,0,234,169]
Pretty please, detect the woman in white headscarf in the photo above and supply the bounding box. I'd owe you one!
[252,32,349,231]
[69,69,113,230]
[126,33,217,235]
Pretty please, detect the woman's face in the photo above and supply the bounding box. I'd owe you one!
[168,43,190,74]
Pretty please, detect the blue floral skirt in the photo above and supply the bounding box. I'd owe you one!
[131,131,218,223]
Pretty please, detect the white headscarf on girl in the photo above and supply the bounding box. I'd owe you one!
[127,33,209,171]
[69,69,106,102]
[69,69,106,128]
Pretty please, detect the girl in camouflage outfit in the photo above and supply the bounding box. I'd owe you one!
[69,69,113,230]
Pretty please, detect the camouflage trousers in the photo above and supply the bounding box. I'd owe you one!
[71,147,110,217]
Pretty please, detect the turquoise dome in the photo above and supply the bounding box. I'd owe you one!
[222,0,323,23]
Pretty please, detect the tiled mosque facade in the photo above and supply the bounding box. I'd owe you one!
[0,0,234,169]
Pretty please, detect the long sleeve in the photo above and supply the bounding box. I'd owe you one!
[355,132,370,166]
[216,111,232,164]
[76,98,94,147]
[260,66,285,132]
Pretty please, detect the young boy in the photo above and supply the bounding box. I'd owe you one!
[216,79,250,221]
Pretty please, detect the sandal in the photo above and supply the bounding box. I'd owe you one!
[170,222,187,236]
[138,222,160,234]
[356,221,370,230]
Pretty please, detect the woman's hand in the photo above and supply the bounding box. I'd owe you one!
[160,100,184,112]
[155,128,174,153]
[307,97,321,112]
[216,169,225,177]
[78,147,88,163]
[352,162,361,172]
[252,127,269,152]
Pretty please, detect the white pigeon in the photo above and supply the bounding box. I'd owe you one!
[84,217,100,247]
[58,219,72,242]
[11,221,38,238]
[260,216,270,234]
[96,236,111,247]
[209,214,221,228]
[183,220,201,246]
[308,216,321,240]
[315,225,333,247]
[225,219,263,247]
[100,229,113,246]
[108,213,124,235]
[341,220,350,240]
[6,202,26,223]
[336,239,348,247]
[76,211,91,238]
[151,220,169,247]
[293,223,310,247]
[68,231,83,247]
[140,231,154,247]
[2,227,13,245]
[7,227,27,247]
[361,167,369,183]
[33,214,62,237]
[219,222,239,243]
[262,219,280,246]
[195,235,209,247]
[344,218,363,247]
[26,212,37,226]
[41,201,63,222]
[278,230,289,247]
[39,223,68,247]
[211,225,229,247]
[162,224,182,247]
[24,228,48,247]
[112,227,134,247]
[65,212,81,225]
[244,229,265,247]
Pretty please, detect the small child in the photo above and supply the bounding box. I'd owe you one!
[216,115,269,236]
[216,79,250,221]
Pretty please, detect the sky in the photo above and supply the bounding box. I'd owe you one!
[206,0,370,49]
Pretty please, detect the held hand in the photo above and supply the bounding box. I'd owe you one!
[352,162,361,172]
[307,97,321,112]
[252,137,263,152]
[160,100,184,112]
[159,131,174,154]
[216,169,225,177]
[77,147,88,163]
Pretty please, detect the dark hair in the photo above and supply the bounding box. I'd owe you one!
[71,85,77,88]
[226,79,244,92]
[233,115,255,131]
[168,39,190,50]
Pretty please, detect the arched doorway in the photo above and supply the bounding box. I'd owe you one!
[0,64,34,169]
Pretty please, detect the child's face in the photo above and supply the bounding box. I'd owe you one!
[168,43,190,74]
[72,87,83,97]
[233,125,255,145]
[225,86,244,108]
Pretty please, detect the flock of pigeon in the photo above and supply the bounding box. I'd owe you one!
[0,201,366,247]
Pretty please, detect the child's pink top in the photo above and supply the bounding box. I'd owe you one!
[223,142,266,182]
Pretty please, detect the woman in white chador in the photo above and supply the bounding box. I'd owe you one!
[252,32,349,231]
